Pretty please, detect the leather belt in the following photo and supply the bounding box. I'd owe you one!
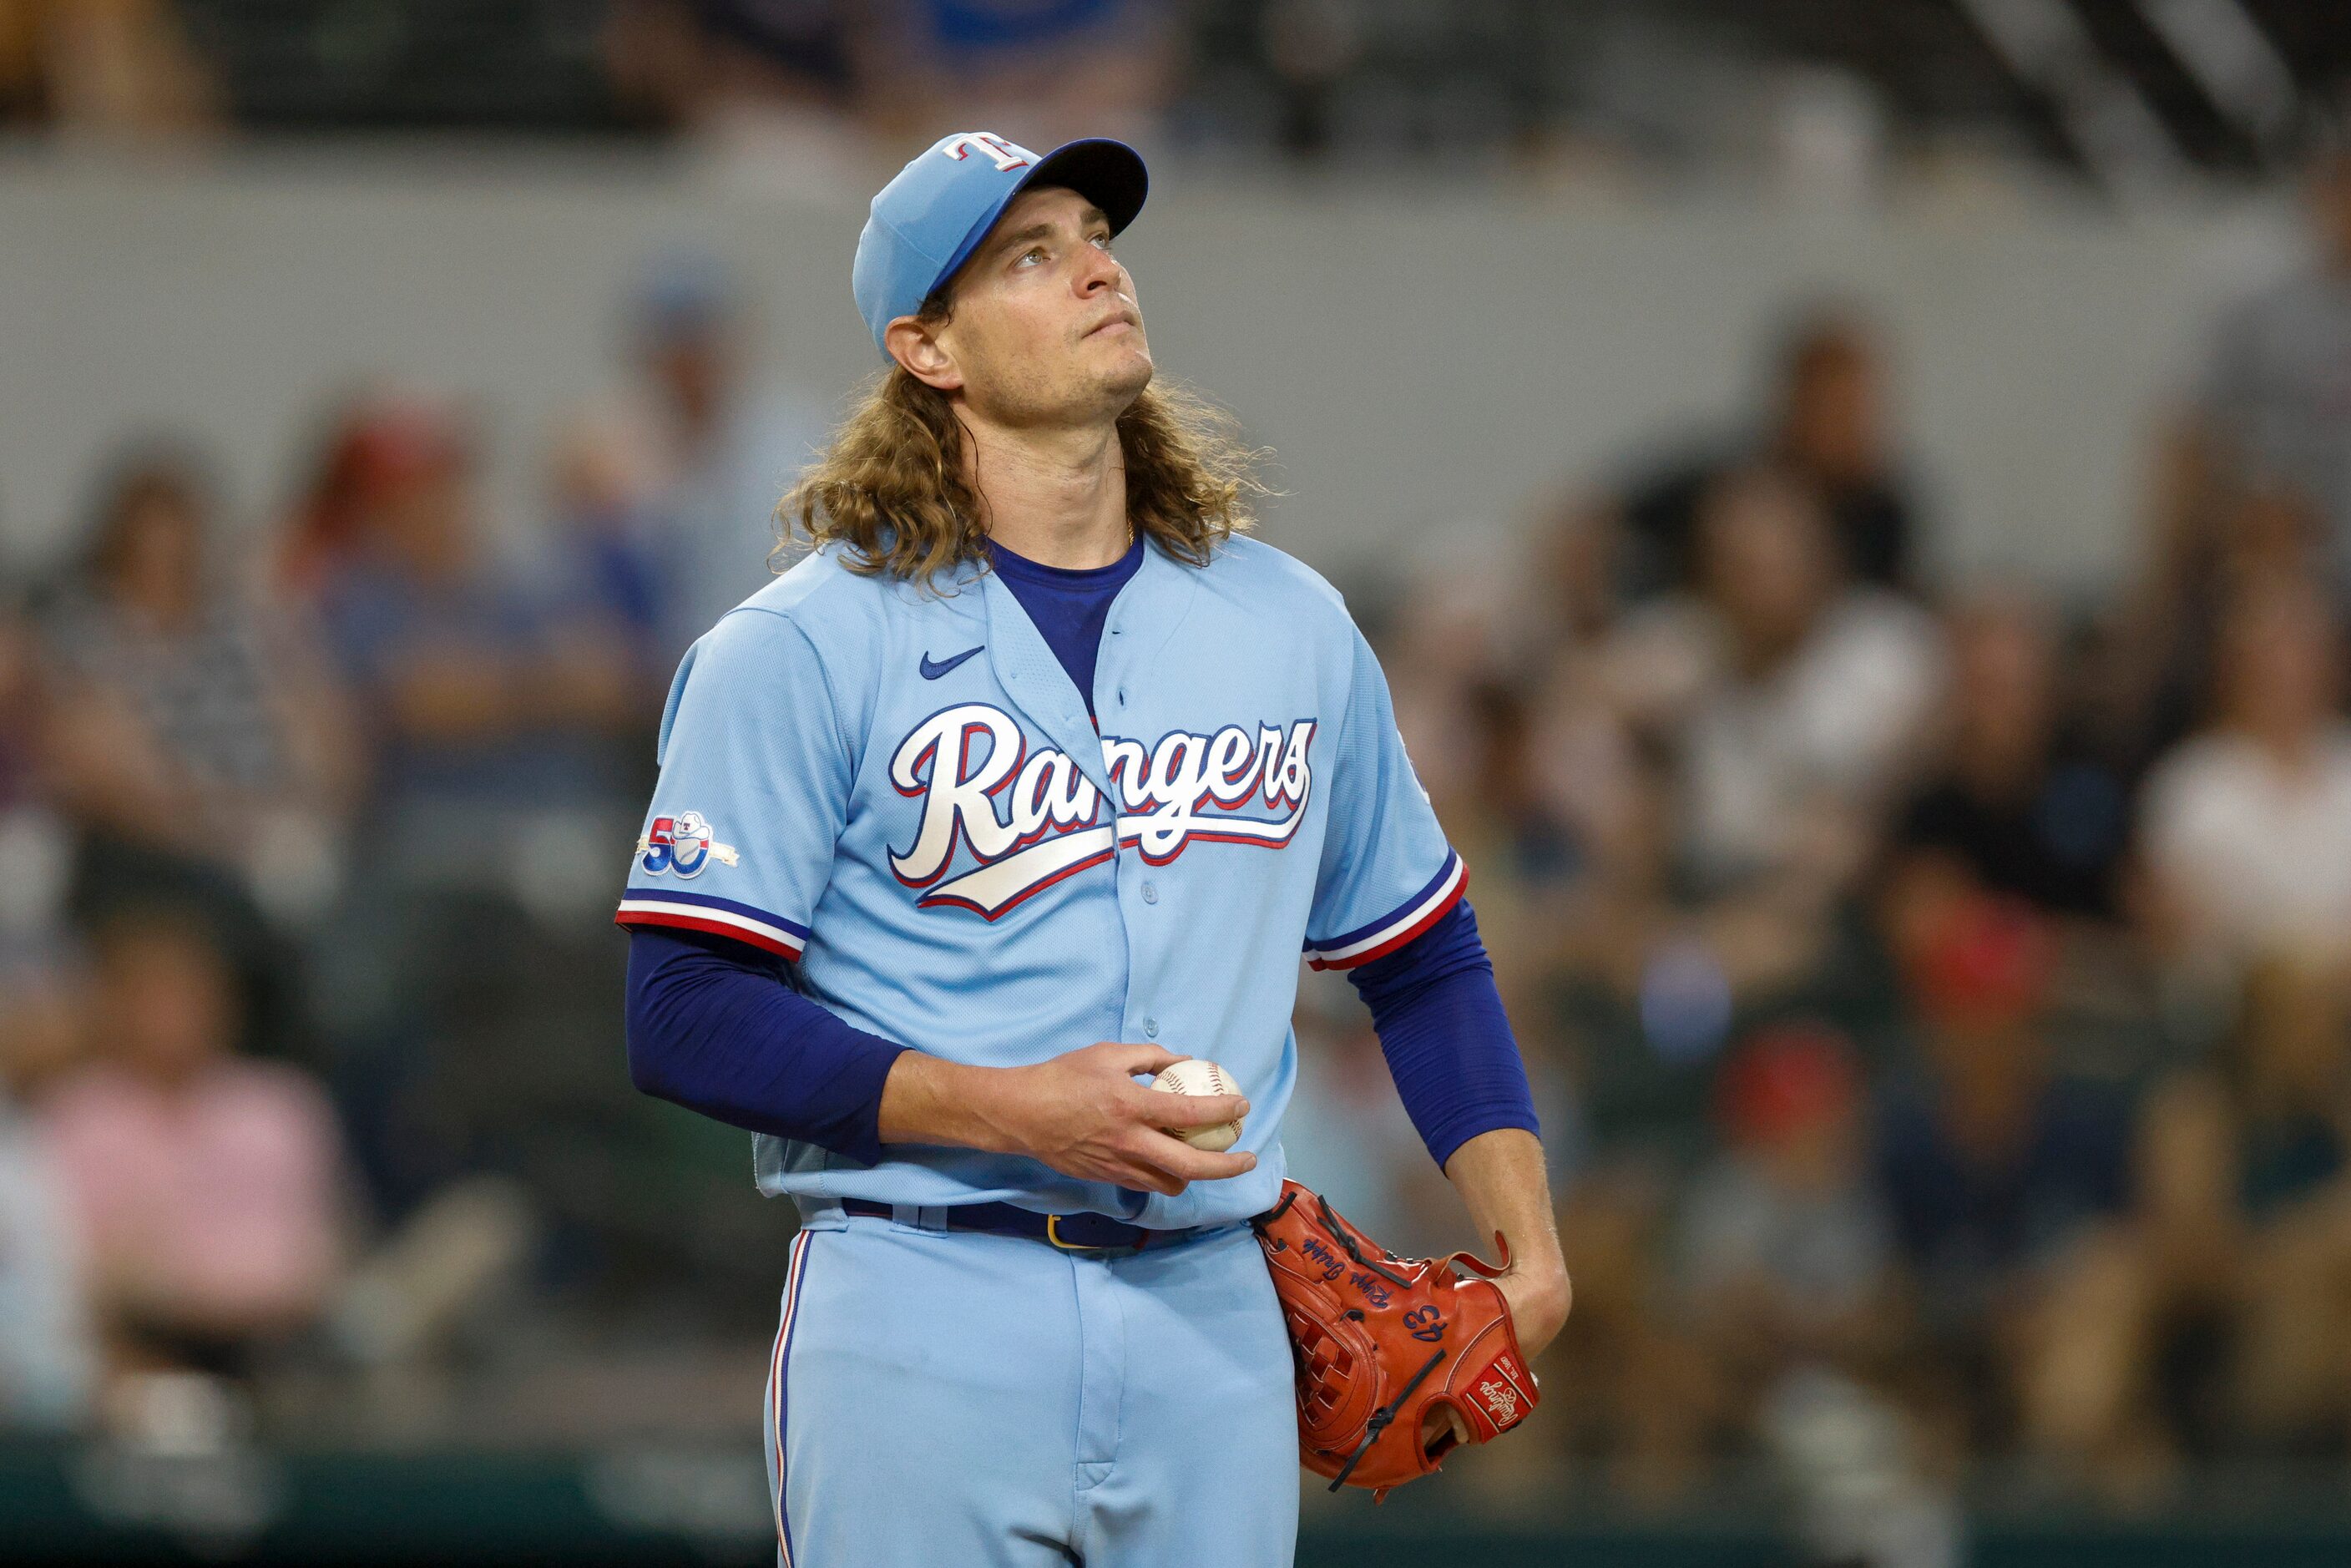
[837,1199,1200,1253]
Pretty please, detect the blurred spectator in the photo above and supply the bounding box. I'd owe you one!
[604,0,857,125]
[0,587,86,1392]
[281,393,442,599]
[0,589,43,814]
[863,0,1178,148]
[1515,471,1939,1239]
[1464,501,1659,999]
[1600,467,1940,1002]
[0,590,73,959]
[1620,306,1922,596]
[301,396,643,873]
[600,0,877,194]
[0,950,92,1430]
[40,444,356,928]
[0,0,216,139]
[2133,953,2351,1461]
[1550,1157,1718,1501]
[545,409,668,665]
[40,907,346,1379]
[1678,1023,1895,1389]
[1439,682,1585,995]
[2096,458,2331,773]
[1873,894,2136,1464]
[615,253,832,658]
[0,1098,89,1429]
[2139,575,2351,977]
[296,394,650,1216]
[1886,592,2130,942]
[1613,1020,1906,1502]
[2192,143,2351,581]
[2217,957,2351,1454]
[541,409,673,790]
[1526,491,1628,655]
[1627,467,1940,893]
[1379,531,1553,832]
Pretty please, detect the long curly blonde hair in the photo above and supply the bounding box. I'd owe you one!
[780,339,1265,583]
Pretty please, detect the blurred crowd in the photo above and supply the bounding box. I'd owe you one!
[3,112,2351,1536]
[1286,149,2351,1510]
[0,0,1180,154]
[20,0,2344,195]
[0,255,827,1448]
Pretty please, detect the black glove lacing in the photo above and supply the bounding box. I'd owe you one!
[1326,1348,1446,1490]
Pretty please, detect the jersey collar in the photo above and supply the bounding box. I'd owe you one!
[979,564,1115,801]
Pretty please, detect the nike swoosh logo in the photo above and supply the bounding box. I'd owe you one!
[919,645,984,680]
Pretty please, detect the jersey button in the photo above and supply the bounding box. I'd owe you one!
[1141,882,1158,904]
[1143,1018,1159,1039]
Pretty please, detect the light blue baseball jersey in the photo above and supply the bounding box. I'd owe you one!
[614,534,1464,1231]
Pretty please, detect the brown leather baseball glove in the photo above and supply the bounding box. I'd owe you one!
[1251,1179,1539,1500]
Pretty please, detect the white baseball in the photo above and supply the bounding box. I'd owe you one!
[1150,1059,1244,1153]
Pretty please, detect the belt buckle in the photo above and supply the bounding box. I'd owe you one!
[1045,1215,1122,1253]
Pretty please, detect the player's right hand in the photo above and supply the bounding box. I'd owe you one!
[979,1042,1256,1196]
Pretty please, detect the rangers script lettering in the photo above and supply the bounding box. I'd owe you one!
[887,702,1316,918]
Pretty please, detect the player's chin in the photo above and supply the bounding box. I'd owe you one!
[1090,340,1154,398]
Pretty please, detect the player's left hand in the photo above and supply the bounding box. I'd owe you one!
[1491,1257,1572,1358]
[1411,1247,1573,1460]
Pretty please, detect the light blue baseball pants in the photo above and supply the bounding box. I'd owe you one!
[764,1204,1301,1566]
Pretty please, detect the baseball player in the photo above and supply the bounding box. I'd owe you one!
[619,130,1570,1565]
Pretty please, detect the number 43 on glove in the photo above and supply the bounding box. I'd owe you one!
[1251,1180,1540,1500]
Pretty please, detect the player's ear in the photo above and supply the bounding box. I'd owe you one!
[885,316,963,392]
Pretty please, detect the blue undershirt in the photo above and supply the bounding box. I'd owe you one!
[622,534,1539,1181]
[985,533,1145,717]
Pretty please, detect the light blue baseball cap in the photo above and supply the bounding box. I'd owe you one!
[852,131,1149,357]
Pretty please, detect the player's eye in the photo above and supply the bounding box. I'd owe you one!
[1015,245,1048,267]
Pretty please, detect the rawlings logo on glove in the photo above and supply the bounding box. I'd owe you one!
[1251,1180,1539,1500]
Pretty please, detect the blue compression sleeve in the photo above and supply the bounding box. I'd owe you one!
[625,926,908,1166]
[1347,898,1540,1170]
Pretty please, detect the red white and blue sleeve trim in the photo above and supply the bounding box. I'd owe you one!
[615,888,810,962]
[1303,850,1468,972]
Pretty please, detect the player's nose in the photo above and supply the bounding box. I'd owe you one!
[1074,240,1125,296]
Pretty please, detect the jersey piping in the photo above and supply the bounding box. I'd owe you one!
[1303,849,1467,970]
[617,887,812,960]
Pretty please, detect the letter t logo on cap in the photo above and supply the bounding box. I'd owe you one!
[939,133,1034,173]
